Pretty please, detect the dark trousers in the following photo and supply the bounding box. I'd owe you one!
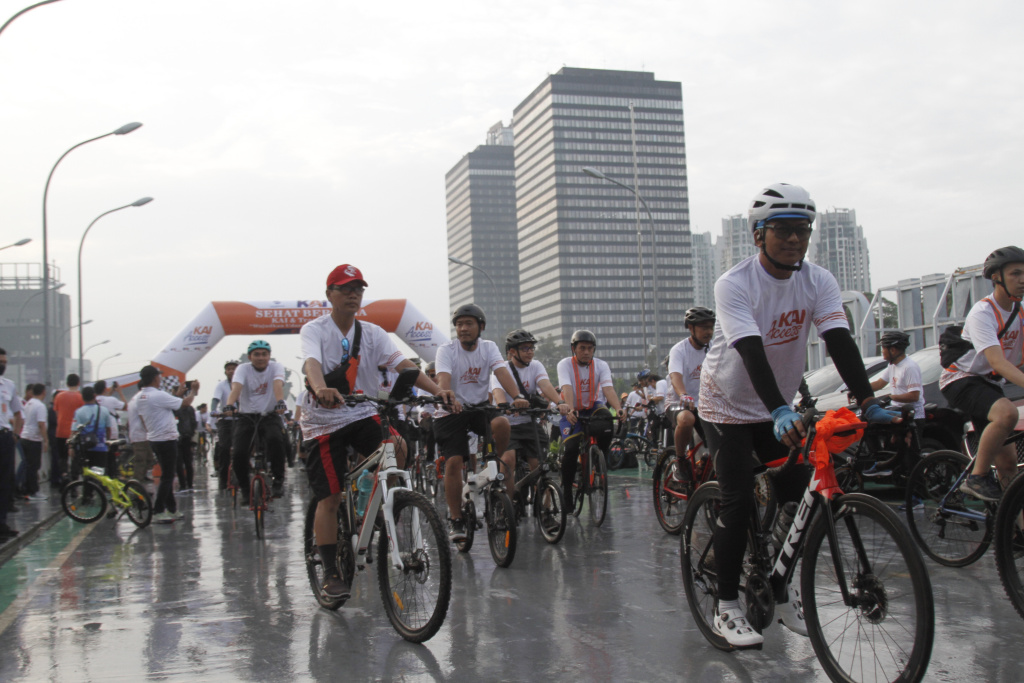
[21,439,43,496]
[216,419,235,489]
[0,431,15,525]
[231,415,286,492]
[51,437,69,486]
[151,440,178,514]
[176,437,194,491]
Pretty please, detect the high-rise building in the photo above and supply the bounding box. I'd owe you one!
[689,231,717,309]
[0,262,77,386]
[512,67,692,373]
[444,121,520,345]
[810,208,871,292]
[719,214,757,274]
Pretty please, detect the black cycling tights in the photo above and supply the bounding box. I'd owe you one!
[703,420,809,602]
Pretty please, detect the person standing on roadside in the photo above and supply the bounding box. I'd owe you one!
[136,365,198,524]
[211,360,239,490]
[0,349,24,541]
[19,384,48,501]
[52,374,84,487]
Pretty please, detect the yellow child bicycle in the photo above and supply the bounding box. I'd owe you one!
[61,435,154,529]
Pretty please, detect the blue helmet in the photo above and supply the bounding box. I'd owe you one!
[637,369,651,381]
[247,340,271,356]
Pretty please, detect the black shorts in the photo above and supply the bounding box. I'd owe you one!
[507,422,544,461]
[303,416,383,501]
[942,375,1006,433]
[434,411,491,459]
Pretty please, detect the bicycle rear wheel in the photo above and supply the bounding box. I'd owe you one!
[802,493,934,683]
[994,474,1024,621]
[535,479,566,544]
[487,489,517,568]
[303,498,353,610]
[588,445,608,527]
[124,480,153,528]
[607,438,625,470]
[906,450,991,567]
[61,479,107,523]
[653,448,688,535]
[680,482,741,652]
[377,489,452,642]
[252,477,266,540]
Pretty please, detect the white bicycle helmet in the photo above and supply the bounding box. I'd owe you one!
[748,183,817,230]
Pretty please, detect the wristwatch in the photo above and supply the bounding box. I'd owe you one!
[515,394,526,401]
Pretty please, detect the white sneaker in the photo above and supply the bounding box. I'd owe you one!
[172,510,186,520]
[714,607,764,648]
[153,512,175,524]
[777,586,809,636]
[27,492,49,502]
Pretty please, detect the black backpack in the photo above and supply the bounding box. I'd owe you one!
[939,299,1019,370]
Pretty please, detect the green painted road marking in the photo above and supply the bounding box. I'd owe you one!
[0,518,98,633]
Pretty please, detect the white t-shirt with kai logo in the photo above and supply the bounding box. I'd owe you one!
[939,296,1024,389]
[490,359,549,426]
[669,337,708,406]
[233,361,286,414]
[435,338,505,414]
[556,357,614,409]
[699,256,848,424]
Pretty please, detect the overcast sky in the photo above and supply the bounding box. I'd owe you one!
[2,0,1021,399]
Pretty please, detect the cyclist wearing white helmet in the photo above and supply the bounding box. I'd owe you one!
[696,183,898,649]
[225,339,288,500]
[940,246,1024,501]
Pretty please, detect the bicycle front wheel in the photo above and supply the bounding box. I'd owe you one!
[377,489,452,642]
[535,479,566,544]
[802,493,934,683]
[906,450,991,567]
[994,474,1024,621]
[61,479,107,523]
[124,480,153,528]
[588,445,608,527]
[252,477,266,540]
[653,448,688,535]
[487,489,518,568]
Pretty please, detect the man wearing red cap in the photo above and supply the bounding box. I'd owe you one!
[299,264,454,601]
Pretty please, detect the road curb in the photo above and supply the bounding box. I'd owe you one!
[0,508,65,568]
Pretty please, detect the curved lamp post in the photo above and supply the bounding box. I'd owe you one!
[448,255,496,296]
[95,351,121,379]
[17,282,63,322]
[0,238,31,251]
[78,197,152,375]
[42,121,142,384]
[0,0,64,39]
[582,165,661,360]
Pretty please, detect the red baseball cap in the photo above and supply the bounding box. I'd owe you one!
[326,264,368,288]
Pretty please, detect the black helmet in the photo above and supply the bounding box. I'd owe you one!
[570,330,597,348]
[451,303,486,330]
[879,331,910,350]
[983,246,1024,280]
[684,307,716,326]
[505,328,537,353]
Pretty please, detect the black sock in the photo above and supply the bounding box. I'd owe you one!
[319,544,339,574]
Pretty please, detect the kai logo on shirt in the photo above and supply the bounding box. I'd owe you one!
[459,367,482,385]
[766,309,806,347]
[250,381,269,396]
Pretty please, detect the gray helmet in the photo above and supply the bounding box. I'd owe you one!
[425,361,436,373]
[451,303,486,330]
[570,329,597,349]
[983,246,1024,280]
[505,328,537,353]
[684,306,716,326]
[879,331,910,350]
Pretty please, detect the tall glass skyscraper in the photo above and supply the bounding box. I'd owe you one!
[445,122,520,345]
[512,67,692,373]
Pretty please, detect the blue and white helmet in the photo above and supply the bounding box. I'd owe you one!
[748,183,816,230]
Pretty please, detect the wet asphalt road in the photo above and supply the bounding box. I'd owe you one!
[0,464,1021,682]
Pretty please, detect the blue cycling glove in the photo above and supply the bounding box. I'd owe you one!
[771,406,803,442]
[862,400,901,424]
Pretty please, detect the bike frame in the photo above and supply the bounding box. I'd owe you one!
[348,438,416,572]
[81,466,132,509]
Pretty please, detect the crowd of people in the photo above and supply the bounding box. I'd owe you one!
[1,182,1022,654]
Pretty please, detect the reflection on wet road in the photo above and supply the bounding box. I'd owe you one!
[0,471,1021,681]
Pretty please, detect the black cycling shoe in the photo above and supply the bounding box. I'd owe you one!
[321,571,351,600]
[272,481,284,498]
